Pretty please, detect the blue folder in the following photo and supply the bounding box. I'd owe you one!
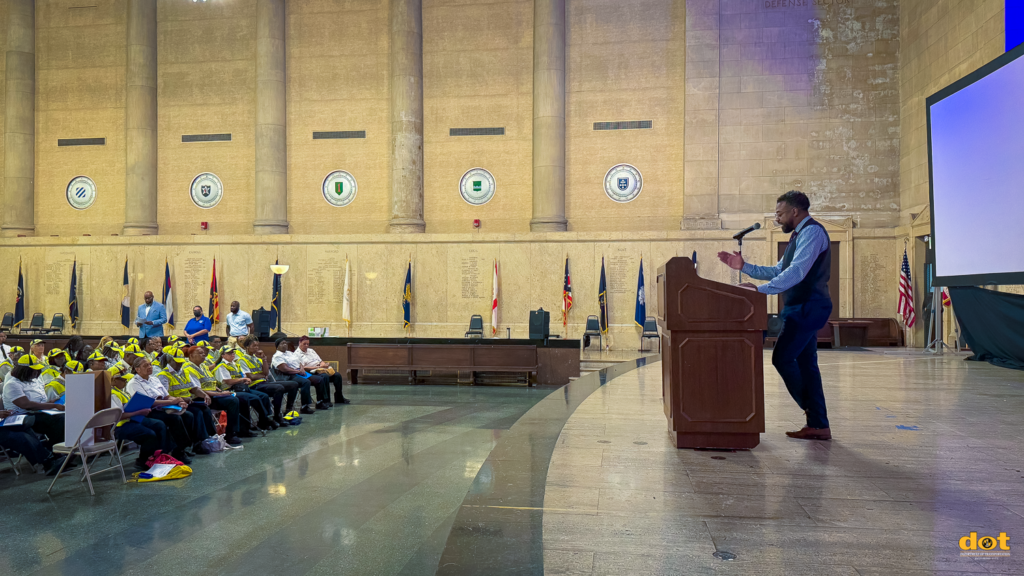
[123,393,156,423]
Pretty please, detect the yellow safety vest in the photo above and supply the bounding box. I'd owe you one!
[44,376,66,401]
[182,362,220,392]
[159,368,193,398]
[236,352,266,386]
[112,387,131,427]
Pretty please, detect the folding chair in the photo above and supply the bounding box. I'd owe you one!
[464,315,484,338]
[48,408,127,495]
[0,312,13,333]
[640,316,661,353]
[21,313,45,335]
[41,313,65,335]
[583,315,603,350]
[0,443,22,476]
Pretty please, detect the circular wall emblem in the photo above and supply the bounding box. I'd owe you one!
[459,168,496,206]
[322,170,358,207]
[604,164,643,203]
[66,176,97,210]
[190,172,224,209]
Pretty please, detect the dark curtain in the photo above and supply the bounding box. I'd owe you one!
[949,287,1024,370]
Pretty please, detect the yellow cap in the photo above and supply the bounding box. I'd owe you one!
[30,339,44,347]
[87,350,107,362]
[65,360,84,373]
[9,346,24,353]
[46,348,68,361]
[123,343,142,354]
[17,355,44,370]
[163,347,184,359]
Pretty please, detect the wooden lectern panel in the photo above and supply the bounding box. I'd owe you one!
[657,257,767,449]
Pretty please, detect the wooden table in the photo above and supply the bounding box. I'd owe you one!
[829,320,873,347]
[347,343,539,386]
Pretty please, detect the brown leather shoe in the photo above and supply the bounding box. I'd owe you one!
[786,426,832,440]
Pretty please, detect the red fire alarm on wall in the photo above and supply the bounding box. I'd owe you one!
[473,219,481,229]
[200,222,208,230]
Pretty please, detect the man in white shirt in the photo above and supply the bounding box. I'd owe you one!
[226,301,254,347]
[270,338,317,414]
[296,335,349,405]
[0,331,11,362]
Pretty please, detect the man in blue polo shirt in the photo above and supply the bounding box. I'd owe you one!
[184,305,213,345]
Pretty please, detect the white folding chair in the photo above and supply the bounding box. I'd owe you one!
[47,407,127,495]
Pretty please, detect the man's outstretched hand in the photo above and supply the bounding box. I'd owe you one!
[717,251,745,271]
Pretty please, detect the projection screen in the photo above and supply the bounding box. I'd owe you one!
[927,44,1024,286]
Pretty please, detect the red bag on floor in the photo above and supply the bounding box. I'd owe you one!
[216,410,227,435]
[144,450,183,468]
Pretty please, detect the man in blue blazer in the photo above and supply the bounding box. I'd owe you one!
[136,291,167,338]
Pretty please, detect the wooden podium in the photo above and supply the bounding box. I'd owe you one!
[656,257,767,449]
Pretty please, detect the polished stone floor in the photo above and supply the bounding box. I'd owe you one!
[542,350,1024,575]
[3,349,1022,575]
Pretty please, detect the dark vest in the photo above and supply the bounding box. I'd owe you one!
[780,218,831,308]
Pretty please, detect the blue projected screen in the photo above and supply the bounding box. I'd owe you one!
[927,47,1024,285]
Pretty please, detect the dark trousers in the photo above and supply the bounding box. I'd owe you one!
[278,375,312,407]
[326,372,347,402]
[0,428,51,465]
[234,391,272,431]
[772,299,832,429]
[209,396,240,437]
[115,418,170,463]
[29,412,66,449]
[253,382,286,417]
[146,409,194,455]
[186,402,215,442]
[308,373,330,403]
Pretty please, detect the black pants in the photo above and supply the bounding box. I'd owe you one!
[209,395,240,437]
[326,372,347,402]
[772,299,832,429]
[147,409,195,455]
[0,428,51,465]
[253,382,287,417]
[114,418,170,463]
[277,375,312,408]
[308,374,330,403]
[234,390,272,430]
[186,402,215,443]
[29,412,65,449]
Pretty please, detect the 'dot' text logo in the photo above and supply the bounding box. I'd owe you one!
[959,532,1010,559]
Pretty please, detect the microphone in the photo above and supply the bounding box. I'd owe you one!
[732,222,761,241]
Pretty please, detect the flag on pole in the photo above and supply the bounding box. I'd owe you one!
[163,260,175,330]
[598,257,609,334]
[941,287,951,307]
[69,260,80,329]
[120,259,131,330]
[491,259,500,336]
[634,258,646,328]
[562,256,573,328]
[403,261,412,330]
[692,250,698,275]
[898,247,916,328]
[271,259,282,332]
[209,258,220,322]
[13,260,25,329]
[342,259,352,328]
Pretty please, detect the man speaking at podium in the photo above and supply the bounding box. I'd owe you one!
[718,191,832,441]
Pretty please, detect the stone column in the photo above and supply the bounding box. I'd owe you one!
[680,0,721,231]
[388,0,425,233]
[530,0,567,232]
[254,0,289,235]
[1,0,35,238]
[123,0,158,236]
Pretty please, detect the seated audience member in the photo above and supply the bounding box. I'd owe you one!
[155,347,215,454]
[214,346,276,430]
[98,336,114,351]
[0,346,24,381]
[87,350,109,372]
[0,408,67,475]
[0,331,10,360]
[43,358,83,402]
[1,356,66,449]
[181,346,245,445]
[29,340,46,364]
[297,336,350,405]
[202,342,219,368]
[109,372,172,469]
[141,336,163,366]
[62,335,88,363]
[237,337,290,427]
[126,358,194,464]
[271,338,317,415]
[210,336,224,353]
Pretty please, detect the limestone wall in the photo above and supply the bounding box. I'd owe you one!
[0,231,896,346]
[898,0,1005,222]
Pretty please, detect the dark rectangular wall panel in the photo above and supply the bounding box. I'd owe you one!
[313,131,367,139]
[449,127,505,136]
[593,121,652,131]
[182,133,232,142]
[58,138,105,146]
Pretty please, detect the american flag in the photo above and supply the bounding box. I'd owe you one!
[562,256,573,328]
[898,247,915,328]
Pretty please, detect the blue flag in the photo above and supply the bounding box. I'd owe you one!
[271,259,282,331]
[120,259,131,330]
[692,250,698,275]
[634,258,646,328]
[69,260,80,329]
[13,260,25,329]
[403,262,412,330]
[598,257,608,334]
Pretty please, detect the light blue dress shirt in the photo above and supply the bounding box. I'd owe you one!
[741,217,830,295]
[226,310,253,337]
